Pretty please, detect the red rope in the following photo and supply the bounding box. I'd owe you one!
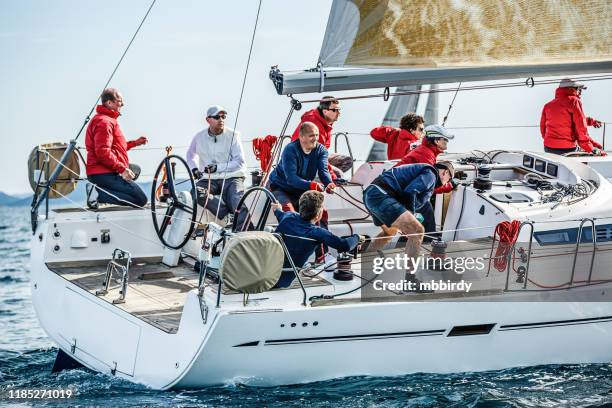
[252,135,277,171]
[493,220,521,272]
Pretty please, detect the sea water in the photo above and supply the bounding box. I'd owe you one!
[1,206,612,407]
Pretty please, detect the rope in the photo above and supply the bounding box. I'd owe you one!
[252,135,278,171]
[214,0,263,220]
[74,0,157,142]
[492,220,521,272]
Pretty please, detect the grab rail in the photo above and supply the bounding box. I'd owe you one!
[333,132,355,177]
[570,218,597,286]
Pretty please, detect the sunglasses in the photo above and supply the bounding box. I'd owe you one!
[209,114,227,120]
[326,108,341,113]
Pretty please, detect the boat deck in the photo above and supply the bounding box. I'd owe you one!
[47,257,331,333]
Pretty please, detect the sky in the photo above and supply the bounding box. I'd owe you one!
[1,0,611,194]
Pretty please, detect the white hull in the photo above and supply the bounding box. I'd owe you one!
[31,253,612,388]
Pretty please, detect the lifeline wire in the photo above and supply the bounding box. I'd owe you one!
[214,0,263,220]
[74,0,157,142]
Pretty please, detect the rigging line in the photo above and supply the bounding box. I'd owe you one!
[214,0,263,220]
[442,82,461,126]
[297,74,612,104]
[74,0,157,142]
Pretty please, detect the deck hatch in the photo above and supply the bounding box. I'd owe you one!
[447,323,496,337]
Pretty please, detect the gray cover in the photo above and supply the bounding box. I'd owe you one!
[219,232,284,294]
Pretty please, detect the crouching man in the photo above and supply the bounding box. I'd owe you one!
[272,190,362,288]
[363,162,454,276]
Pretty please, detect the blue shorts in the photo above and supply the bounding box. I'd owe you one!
[363,185,408,227]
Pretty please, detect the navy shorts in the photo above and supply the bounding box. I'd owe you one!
[363,185,408,227]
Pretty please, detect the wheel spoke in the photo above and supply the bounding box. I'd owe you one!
[175,201,193,214]
[159,206,176,237]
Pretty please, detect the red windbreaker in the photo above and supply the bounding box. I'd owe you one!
[394,139,453,193]
[370,126,418,160]
[540,87,602,152]
[291,108,333,149]
[85,105,138,175]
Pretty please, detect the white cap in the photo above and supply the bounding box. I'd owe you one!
[424,124,454,141]
[559,78,587,89]
[206,105,227,117]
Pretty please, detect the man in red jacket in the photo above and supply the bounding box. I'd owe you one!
[85,88,148,208]
[370,113,424,160]
[290,96,351,178]
[540,78,606,156]
[394,125,459,241]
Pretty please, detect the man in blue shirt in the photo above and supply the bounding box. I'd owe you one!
[363,162,454,275]
[268,122,336,212]
[272,190,362,288]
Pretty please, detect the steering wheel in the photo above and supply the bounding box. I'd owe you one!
[232,186,278,232]
[151,155,197,249]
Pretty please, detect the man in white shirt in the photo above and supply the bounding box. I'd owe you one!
[186,105,251,229]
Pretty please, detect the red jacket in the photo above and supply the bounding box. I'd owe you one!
[291,108,333,149]
[540,87,602,152]
[370,126,418,160]
[85,105,138,175]
[394,139,453,193]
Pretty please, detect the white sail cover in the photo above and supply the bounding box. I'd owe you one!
[320,0,612,68]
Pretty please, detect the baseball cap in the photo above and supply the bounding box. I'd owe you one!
[424,124,454,141]
[206,105,227,117]
[559,78,587,89]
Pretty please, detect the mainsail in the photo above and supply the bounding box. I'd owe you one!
[270,0,612,95]
[320,0,612,68]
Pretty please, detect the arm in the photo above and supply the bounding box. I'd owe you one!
[312,228,360,253]
[185,134,199,170]
[572,100,594,153]
[434,182,453,194]
[540,108,546,139]
[273,208,289,222]
[92,122,126,173]
[317,147,333,186]
[126,136,147,150]
[370,126,395,143]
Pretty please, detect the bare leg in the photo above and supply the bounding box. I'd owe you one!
[391,211,424,276]
[369,224,400,251]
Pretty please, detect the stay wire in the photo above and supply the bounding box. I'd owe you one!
[442,82,461,126]
[215,0,263,220]
[74,0,157,142]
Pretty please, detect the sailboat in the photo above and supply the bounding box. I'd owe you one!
[28,0,612,389]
